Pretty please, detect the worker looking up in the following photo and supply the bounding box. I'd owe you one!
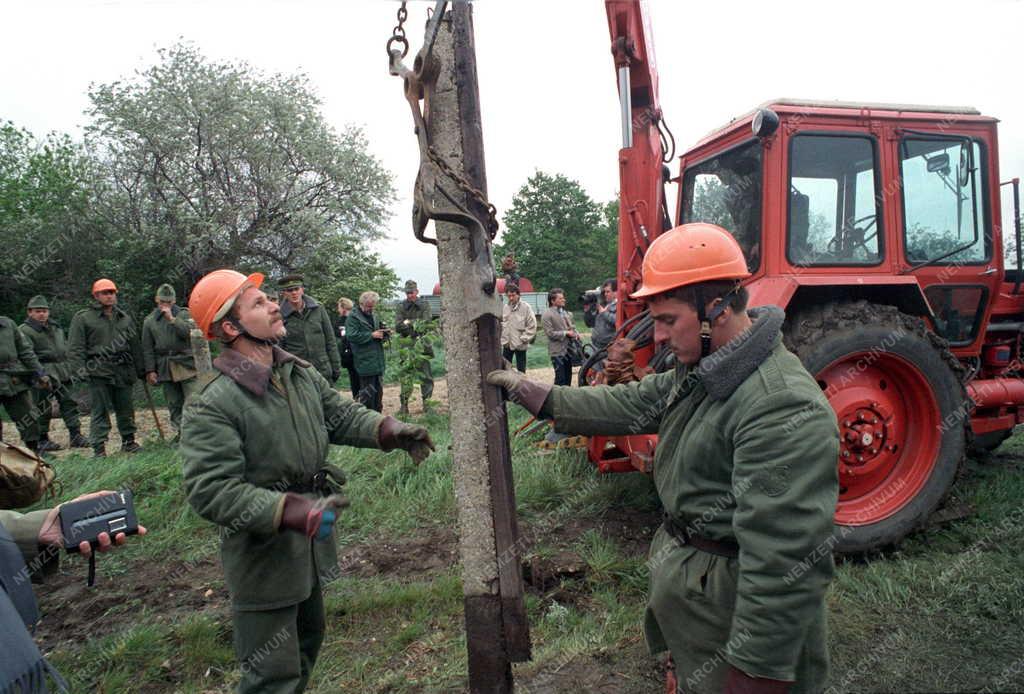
[488,223,839,694]
[180,269,434,693]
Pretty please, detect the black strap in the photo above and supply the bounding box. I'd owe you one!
[662,513,739,558]
[87,553,96,588]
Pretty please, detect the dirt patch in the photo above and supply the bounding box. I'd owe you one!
[338,525,459,580]
[34,555,227,652]
[514,636,665,693]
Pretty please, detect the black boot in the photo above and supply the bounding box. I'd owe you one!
[37,436,63,453]
[69,431,91,448]
[93,444,107,459]
[121,436,142,454]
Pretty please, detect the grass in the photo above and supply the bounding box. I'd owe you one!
[28,404,1024,692]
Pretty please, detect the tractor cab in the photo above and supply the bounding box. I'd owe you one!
[675,99,1005,357]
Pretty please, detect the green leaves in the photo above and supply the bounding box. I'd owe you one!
[497,171,616,307]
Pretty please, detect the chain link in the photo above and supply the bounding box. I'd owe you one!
[386,1,410,58]
[427,145,499,238]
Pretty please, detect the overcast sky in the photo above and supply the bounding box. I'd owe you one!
[4,0,1022,290]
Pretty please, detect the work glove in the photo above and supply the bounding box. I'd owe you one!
[34,372,51,390]
[280,493,350,541]
[378,416,435,464]
[485,369,553,417]
[722,666,791,694]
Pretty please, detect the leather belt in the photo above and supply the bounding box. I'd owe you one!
[662,513,739,558]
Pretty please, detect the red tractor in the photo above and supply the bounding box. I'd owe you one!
[591,0,1023,552]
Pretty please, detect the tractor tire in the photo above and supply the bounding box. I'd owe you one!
[968,428,1014,455]
[783,301,966,553]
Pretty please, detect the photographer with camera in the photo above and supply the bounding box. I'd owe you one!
[346,290,389,412]
[541,288,578,386]
[1,490,147,693]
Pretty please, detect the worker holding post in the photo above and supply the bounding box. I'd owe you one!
[19,296,88,451]
[180,269,434,693]
[141,284,198,439]
[68,279,145,458]
[488,223,839,694]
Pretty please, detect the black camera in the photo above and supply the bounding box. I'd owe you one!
[579,289,600,305]
[59,489,139,552]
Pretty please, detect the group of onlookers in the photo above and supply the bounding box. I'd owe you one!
[500,278,618,386]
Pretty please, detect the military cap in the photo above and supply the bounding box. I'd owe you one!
[27,295,49,309]
[156,283,176,301]
[278,274,304,290]
[404,279,418,293]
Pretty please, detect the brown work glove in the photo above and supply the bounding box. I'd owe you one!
[722,666,791,694]
[603,338,637,385]
[485,369,552,417]
[280,492,350,541]
[378,416,435,464]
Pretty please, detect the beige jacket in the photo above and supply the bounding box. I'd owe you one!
[501,300,537,351]
[541,306,574,357]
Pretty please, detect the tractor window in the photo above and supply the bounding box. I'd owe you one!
[682,140,762,272]
[901,138,987,264]
[923,285,987,344]
[787,135,882,266]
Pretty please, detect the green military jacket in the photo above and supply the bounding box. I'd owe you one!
[345,307,385,377]
[180,346,384,611]
[395,298,435,356]
[547,307,839,686]
[0,317,44,397]
[19,319,73,384]
[281,295,341,382]
[67,304,144,385]
[0,509,49,564]
[141,305,196,382]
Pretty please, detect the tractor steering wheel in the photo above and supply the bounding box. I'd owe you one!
[829,214,878,257]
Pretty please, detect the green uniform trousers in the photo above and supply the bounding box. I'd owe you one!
[161,378,199,432]
[0,391,39,446]
[645,538,829,694]
[233,582,325,694]
[32,381,81,438]
[399,359,434,406]
[87,379,136,448]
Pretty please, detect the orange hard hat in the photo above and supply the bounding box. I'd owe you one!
[189,269,264,339]
[631,223,751,299]
[91,278,118,294]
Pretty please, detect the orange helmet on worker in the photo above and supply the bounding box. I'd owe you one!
[188,269,282,344]
[633,223,752,364]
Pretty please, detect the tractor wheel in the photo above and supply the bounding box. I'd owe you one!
[783,301,966,553]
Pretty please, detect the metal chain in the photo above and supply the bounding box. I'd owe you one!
[427,145,499,238]
[386,1,409,58]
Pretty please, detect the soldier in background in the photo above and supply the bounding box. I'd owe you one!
[0,314,47,454]
[394,280,434,416]
[19,296,87,451]
[68,278,145,458]
[279,274,341,384]
[142,284,198,439]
